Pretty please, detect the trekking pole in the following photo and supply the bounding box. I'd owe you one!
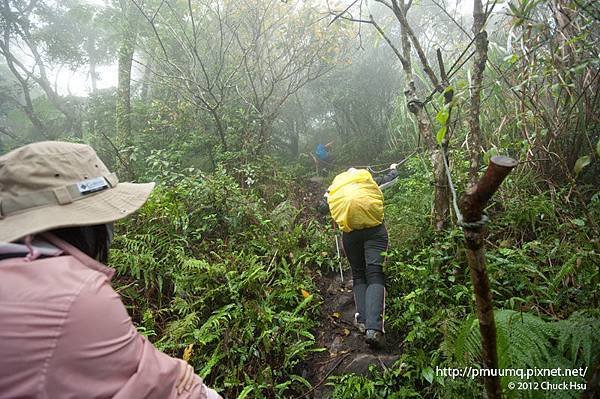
[335,234,344,283]
[332,221,344,283]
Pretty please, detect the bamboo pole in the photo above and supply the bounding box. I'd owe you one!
[459,156,518,399]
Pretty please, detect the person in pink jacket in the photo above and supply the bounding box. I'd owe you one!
[0,141,222,399]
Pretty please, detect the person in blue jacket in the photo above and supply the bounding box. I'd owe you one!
[314,142,334,174]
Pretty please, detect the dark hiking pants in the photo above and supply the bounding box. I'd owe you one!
[342,223,388,332]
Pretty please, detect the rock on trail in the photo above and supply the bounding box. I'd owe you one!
[300,270,401,399]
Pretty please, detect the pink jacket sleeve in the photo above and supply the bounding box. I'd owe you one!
[46,271,221,399]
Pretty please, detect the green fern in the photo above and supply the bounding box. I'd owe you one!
[556,310,600,367]
[550,254,579,291]
[445,309,599,398]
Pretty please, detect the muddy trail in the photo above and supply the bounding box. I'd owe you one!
[296,177,402,399]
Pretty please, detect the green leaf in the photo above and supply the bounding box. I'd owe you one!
[570,61,589,74]
[373,31,382,48]
[443,86,454,95]
[237,386,254,399]
[571,218,585,227]
[436,126,447,144]
[574,155,591,175]
[503,54,519,64]
[422,367,434,383]
[435,108,449,125]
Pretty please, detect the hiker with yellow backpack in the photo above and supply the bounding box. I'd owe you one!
[318,164,399,348]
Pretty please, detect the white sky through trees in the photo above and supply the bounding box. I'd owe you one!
[50,0,475,97]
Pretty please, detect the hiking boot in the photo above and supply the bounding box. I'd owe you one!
[365,329,385,349]
[353,313,366,334]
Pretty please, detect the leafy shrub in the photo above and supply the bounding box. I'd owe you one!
[109,170,333,398]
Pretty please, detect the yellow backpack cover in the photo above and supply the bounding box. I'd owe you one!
[327,169,384,232]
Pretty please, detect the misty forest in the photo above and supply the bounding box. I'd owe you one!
[0,0,599,398]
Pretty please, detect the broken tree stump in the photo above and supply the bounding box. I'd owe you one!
[459,155,518,399]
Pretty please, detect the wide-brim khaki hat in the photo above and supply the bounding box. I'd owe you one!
[0,141,155,243]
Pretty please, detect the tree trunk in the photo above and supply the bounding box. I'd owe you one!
[462,14,503,396]
[467,0,489,185]
[88,36,98,94]
[398,35,449,229]
[116,27,137,179]
[257,115,275,154]
[389,0,450,230]
[18,23,81,136]
[408,96,449,230]
[0,28,49,138]
[116,37,135,148]
[459,156,517,399]
[0,3,79,137]
[140,56,153,101]
[431,150,450,230]
[290,119,299,157]
[209,107,228,151]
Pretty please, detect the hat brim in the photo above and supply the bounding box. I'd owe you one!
[1,182,155,243]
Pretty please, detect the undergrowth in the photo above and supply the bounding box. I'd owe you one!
[109,161,335,398]
[107,154,598,398]
[329,157,599,398]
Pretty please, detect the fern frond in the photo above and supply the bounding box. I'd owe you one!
[445,309,600,398]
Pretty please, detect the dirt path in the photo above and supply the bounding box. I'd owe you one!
[297,177,402,399]
[298,268,401,398]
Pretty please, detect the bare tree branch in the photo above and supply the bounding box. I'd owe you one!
[369,14,409,69]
